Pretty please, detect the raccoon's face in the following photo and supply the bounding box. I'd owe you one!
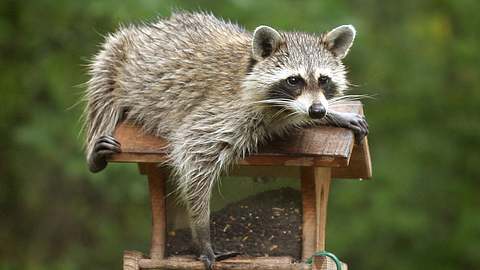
[244,25,356,121]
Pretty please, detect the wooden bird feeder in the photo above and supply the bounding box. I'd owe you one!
[109,101,372,270]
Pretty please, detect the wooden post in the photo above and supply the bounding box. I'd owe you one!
[123,250,143,270]
[312,255,348,270]
[301,167,316,261]
[139,163,167,260]
[315,167,331,251]
[301,167,332,260]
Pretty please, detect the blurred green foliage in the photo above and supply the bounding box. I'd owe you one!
[1,0,479,269]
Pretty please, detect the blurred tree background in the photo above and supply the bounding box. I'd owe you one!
[1,0,479,269]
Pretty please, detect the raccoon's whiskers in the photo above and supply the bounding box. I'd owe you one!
[328,94,375,106]
[329,103,361,108]
[271,107,289,120]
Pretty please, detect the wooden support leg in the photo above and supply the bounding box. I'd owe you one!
[312,255,348,270]
[301,167,316,261]
[139,163,167,260]
[315,168,331,251]
[123,250,143,270]
[301,167,332,260]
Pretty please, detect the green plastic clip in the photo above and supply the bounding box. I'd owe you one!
[305,251,342,270]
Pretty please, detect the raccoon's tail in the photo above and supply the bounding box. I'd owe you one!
[82,32,127,161]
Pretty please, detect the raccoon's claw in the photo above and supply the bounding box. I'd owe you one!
[199,250,241,269]
[199,248,215,270]
[328,111,369,144]
[214,250,242,261]
[345,114,369,144]
[88,135,121,173]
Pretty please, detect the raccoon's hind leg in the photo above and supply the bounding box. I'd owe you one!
[192,221,241,269]
[88,135,121,172]
[171,142,240,269]
[176,168,240,269]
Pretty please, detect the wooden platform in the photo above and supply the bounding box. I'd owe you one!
[110,101,371,269]
[109,101,371,179]
[124,252,348,270]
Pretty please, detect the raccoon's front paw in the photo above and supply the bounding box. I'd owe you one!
[343,113,369,144]
[88,135,121,173]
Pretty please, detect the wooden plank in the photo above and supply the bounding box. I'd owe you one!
[110,120,355,159]
[136,255,348,270]
[300,167,332,260]
[301,168,316,261]
[110,149,367,178]
[239,155,348,167]
[110,102,362,158]
[230,166,300,178]
[109,123,351,166]
[138,256,308,270]
[110,121,356,160]
[109,102,371,179]
[124,250,143,270]
[111,152,349,167]
[314,168,331,251]
[258,127,354,159]
[113,124,169,155]
[142,164,167,260]
[332,137,372,179]
[124,253,350,270]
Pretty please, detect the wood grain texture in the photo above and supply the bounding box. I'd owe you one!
[300,168,316,261]
[314,168,331,252]
[332,137,372,179]
[141,164,167,260]
[124,250,143,270]
[108,102,371,179]
[300,167,332,261]
[138,255,308,270]
[130,255,348,270]
[312,255,348,270]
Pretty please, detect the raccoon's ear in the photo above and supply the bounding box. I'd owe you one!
[324,25,356,59]
[252,25,283,60]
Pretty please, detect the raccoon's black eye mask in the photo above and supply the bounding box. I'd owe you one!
[320,77,338,99]
[266,76,304,100]
[286,76,305,87]
[318,75,331,85]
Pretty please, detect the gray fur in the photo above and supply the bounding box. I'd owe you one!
[83,11,363,264]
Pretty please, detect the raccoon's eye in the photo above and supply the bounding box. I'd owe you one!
[318,75,331,85]
[286,76,302,87]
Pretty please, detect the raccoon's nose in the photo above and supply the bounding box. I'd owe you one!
[309,103,326,119]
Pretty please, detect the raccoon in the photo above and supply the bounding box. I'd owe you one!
[83,11,367,269]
